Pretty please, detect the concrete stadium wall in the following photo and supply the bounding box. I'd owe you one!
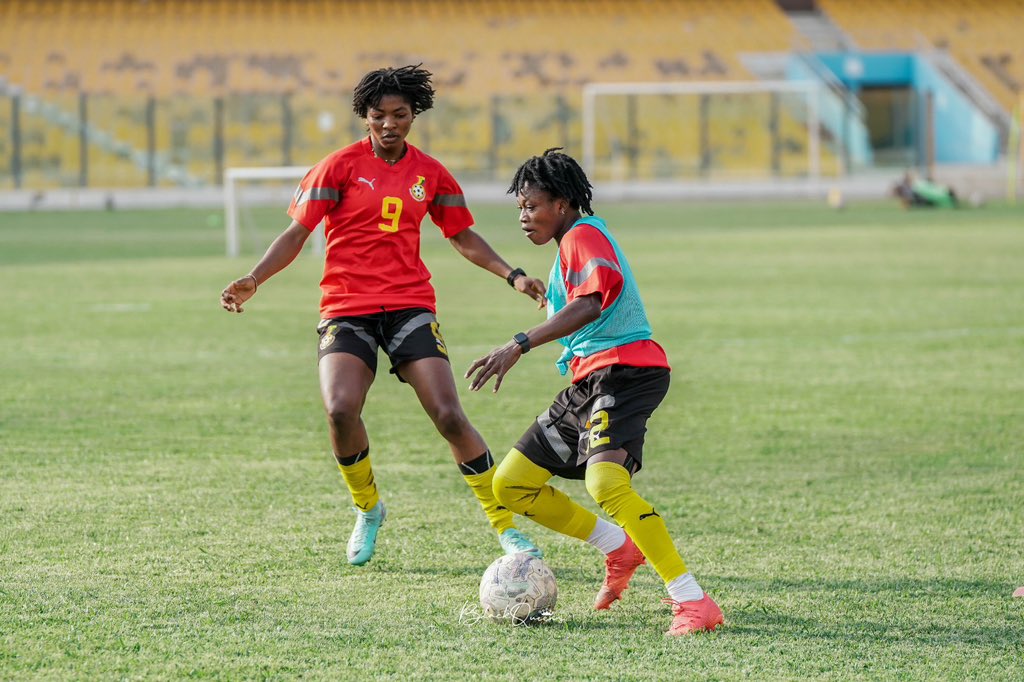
[0,163,1014,213]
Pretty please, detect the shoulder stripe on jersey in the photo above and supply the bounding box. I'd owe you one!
[565,257,621,286]
[432,194,467,207]
[293,186,340,207]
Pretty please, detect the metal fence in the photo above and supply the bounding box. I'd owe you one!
[1,87,849,190]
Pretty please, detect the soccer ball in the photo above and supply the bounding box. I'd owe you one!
[479,553,557,623]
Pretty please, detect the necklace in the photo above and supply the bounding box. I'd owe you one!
[373,144,406,166]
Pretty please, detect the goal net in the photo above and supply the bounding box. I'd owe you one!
[582,81,833,184]
[223,166,325,258]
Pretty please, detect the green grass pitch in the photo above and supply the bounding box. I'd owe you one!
[1,200,1023,679]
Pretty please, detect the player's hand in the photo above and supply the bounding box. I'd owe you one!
[515,276,547,309]
[466,342,523,393]
[220,275,257,313]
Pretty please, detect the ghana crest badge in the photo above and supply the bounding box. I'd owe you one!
[319,324,338,351]
[409,175,427,202]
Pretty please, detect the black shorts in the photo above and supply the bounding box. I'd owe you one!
[316,307,450,381]
[514,365,670,480]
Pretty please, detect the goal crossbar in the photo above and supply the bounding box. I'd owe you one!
[223,165,322,257]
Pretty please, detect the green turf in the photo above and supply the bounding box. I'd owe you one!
[1,200,1023,680]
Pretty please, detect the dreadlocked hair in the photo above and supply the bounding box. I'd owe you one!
[507,147,594,215]
[352,64,435,117]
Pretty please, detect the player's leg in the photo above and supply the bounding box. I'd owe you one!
[389,312,540,556]
[492,448,601,542]
[317,318,384,566]
[579,367,722,634]
[584,455,722,635]
[490,385,627,557]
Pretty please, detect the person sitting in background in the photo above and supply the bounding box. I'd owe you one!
[892,171,959,209]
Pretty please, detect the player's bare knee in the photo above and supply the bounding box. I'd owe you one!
[430,405,470,441]
[323,397,362,433]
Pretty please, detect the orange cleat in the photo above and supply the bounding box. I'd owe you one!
[664,594,724,636]
[594,534,646,610]
[1014,586,1024,598]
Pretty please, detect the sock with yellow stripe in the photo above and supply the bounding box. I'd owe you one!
[492,449,598,542]
[460,450,516,534]
[585,461,688,584]
[337,447,380,513]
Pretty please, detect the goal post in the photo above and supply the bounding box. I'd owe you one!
[223,166,325,258]
[581,80,825,183]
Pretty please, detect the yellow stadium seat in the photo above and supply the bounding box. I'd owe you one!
[820,0,1023,113]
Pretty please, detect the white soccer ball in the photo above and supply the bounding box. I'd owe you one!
[479,553,557,623]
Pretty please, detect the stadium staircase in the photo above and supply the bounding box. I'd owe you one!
[818,0,1020,120]
[0,82,205,188]
[781,7,857,53]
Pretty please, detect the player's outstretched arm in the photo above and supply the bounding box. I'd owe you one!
[220,221,311,313]
[448,228,546,308]
[466,294,600,392]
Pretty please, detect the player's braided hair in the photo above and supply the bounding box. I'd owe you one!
[507,148,594,215]
[352,64,435,117]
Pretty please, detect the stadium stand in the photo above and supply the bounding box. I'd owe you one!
[1,0,796,96]
[1,0,809,187]
[820,0,1023,114]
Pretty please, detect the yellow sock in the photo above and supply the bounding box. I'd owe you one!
[585,461,687,583]
[463,465,516,533]
[493,449,597,541]
[338,455,379,512]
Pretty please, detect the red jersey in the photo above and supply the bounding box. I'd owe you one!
[287,138,474,318]
[558,223,670,381]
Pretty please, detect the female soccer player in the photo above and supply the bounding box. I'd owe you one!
[220,65,543,566]
[466,148,724,636]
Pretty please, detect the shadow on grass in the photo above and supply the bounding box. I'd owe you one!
[359,567,1024,645]
[367,563,602,586]
[707,574,1024,647]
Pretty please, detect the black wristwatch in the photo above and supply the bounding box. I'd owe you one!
[506,267,526,287]
[512,332,531,354]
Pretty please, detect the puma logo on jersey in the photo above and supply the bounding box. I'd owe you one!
[639,508,660,521]
[358,177,376,190]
